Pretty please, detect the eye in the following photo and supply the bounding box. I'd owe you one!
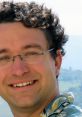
[0,56,11,61]
[24,51,42,56]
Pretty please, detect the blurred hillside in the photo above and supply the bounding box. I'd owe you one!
[59,68,82,107]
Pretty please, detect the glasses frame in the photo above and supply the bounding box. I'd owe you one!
[0,48,55,66]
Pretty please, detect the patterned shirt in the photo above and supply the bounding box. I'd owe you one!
[40,92,82,117]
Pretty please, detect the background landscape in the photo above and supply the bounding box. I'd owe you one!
[59,68,82,108]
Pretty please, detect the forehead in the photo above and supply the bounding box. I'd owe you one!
[0,22,48,52]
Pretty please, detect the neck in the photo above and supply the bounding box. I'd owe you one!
[12,105,43,117]
[11,101,46,117]
[11,92,60,117]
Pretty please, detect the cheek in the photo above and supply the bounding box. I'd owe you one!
[0,69,5,81]
[33,62,57,96]
[0,68,7,95]
[0,67,10,83]
[31,62,50,75]
[31,61,56,84]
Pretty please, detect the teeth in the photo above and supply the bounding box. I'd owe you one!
[13,81,34,87]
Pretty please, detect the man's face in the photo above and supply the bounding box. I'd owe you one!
[0,22,61,111]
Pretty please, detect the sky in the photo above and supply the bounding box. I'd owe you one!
[61,36,82,70]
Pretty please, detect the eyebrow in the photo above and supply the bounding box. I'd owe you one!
[0,44,43,54]
[22,44,43,50]
[0,49,9,54]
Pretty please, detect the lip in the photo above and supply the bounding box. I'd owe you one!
[12,81,34,87]
[8,80,38,92]
[9,80,38,94]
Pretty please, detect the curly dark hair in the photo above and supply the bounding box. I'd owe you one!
[0,1,68,58]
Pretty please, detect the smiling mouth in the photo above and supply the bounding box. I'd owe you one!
[10,80,37,88]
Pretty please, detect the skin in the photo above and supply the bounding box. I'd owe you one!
[0,22,62,117]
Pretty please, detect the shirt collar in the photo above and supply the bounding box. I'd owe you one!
[40,92,74,117]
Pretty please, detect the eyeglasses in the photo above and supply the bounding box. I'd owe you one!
[0,48,54,67]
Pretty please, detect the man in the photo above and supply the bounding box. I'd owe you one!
[0,1,82,117]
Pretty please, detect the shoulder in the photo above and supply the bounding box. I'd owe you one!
[48,104,82,117]
[63,104,82,117]
[41,92,82,117]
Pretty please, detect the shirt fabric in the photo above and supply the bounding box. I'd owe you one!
[40,92,82,117]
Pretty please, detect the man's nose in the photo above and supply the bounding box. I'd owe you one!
[11,57,29,76]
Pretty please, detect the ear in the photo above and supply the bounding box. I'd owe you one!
[55,49,62,77]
